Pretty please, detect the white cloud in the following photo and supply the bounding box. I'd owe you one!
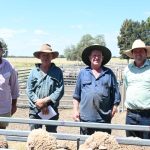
[70,24,83,30]
[34,30,48,35]
[0,28,27,39]
[144,11,150,16]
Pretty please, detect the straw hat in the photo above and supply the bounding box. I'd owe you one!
[82,44,112,66]
[123,39,150,58]
[33,44,59,59]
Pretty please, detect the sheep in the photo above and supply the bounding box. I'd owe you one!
[26,128,57,150]
[26,128,73,150]
[79,132,122,150]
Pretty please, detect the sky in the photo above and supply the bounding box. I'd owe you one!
[0,0,149,57]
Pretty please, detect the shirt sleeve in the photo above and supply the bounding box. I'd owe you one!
[73,71,82,102]
[26,70,39,103]
[111,71,121,106]
[123,67,128,89]
[10,68,19,99]
[48,69,64,103]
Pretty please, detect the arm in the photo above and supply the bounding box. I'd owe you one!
[10,69,19,115]
[72,99,80,121]
[11,99,17,115]
[26,69,39,106]
[72,71,82,121]
[111,71,121,117]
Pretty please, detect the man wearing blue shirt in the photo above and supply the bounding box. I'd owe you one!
[72,44,121,135]
[123,39,150,139]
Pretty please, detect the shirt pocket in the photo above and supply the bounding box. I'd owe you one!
[81,78,92,91]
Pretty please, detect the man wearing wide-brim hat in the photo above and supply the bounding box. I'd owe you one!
[123,39,150,139]
[26,44,64,133]
[72,44,121,135]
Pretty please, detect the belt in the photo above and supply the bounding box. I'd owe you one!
[127,108,150,114]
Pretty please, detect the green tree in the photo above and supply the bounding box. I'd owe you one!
[118,17,150,59]
[64,34,106,61]
[0,38,8,57]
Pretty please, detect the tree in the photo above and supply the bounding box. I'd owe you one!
[118,17,150,59]
[0,38,8,57]
[64,34,106,61]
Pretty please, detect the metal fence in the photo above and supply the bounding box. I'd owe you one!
[0,117,150,147]
[17,65,126,111]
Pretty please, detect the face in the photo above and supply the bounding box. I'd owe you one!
[132,48,147,66]
[39,52,53,65]
[89,50,103,67]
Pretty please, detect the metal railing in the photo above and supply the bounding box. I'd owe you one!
[0,117,150,146]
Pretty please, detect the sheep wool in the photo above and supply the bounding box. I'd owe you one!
[27,128,57,150]
[79,131,122,150]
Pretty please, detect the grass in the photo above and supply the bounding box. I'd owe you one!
[6,57,128,69]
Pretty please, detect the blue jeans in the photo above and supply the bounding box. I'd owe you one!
[126,109,150,139]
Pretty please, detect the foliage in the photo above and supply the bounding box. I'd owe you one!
[0,38,8,57]
[118,17,150,59]
[64,34,106,61]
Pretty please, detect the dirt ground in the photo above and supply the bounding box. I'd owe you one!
[4,108,150,150]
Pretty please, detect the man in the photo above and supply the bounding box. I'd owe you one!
[26,44,64,132]
[123,39,150,139]
[72,44,121,135]
[0,42,19,128]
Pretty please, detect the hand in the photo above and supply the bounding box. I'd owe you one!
[41,106,49,115]
[35,99,47,109]
[72,110,80,121]
[111,105,118,118]
[11,105,17,115]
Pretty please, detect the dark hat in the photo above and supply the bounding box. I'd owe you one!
[82,44,112,66]
[33,44,59,59]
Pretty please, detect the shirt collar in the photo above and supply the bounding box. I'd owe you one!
[87,66,109,75]
[131,59,149,68]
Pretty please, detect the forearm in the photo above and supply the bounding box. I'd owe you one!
[73,99,79,111]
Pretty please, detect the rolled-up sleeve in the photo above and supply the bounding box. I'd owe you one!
[73,71,81,102]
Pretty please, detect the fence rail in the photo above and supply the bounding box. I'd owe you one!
[0,117,149,146]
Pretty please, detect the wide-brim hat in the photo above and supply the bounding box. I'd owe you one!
[33,44,59,59]
[82,44,112,66]
[123,39,150,58]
